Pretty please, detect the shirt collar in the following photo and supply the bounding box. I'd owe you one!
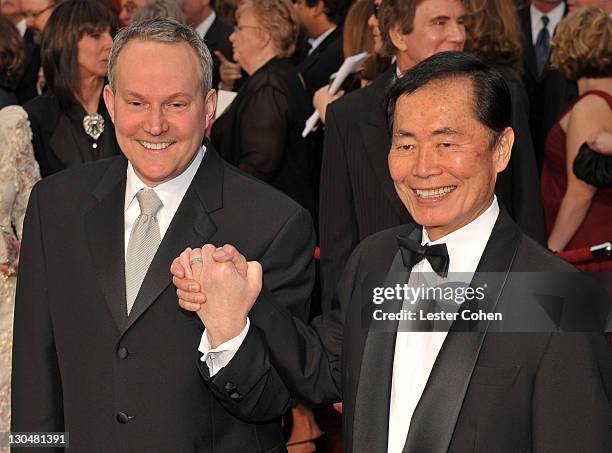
[530,2,565,42]
[124,145,206,212]
[195,11,216,39]
[422,196,499,273]
[307,26,336,54]
[16,18,27,37]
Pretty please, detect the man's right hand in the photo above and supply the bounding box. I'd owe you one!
[216,51,242,91]
[171,244,262,347]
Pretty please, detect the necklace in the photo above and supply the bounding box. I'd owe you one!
[83,113,105,141]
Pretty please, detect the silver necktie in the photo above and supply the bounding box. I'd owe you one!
[125,188,163,315]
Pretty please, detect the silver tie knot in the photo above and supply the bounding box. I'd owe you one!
[135,189,163,216]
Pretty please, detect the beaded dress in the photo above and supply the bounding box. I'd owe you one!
[0,106,40,435]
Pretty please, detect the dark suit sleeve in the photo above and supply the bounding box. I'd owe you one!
[202,206,319,418]
[11,184,64,440]
[532,333,612,452]
[240,208,369,407]
[319,101,360,313]
[506,78,547,245]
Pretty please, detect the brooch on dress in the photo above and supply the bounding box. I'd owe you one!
[83,113,105,140]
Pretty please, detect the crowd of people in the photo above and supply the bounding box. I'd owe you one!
[0,0,611,451]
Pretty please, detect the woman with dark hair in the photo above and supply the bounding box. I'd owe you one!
[0,14,25,108]
[24,0,120,177]
[463,0,546,244]
[542,8,612,254]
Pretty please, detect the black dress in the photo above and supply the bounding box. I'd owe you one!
[24,91,120,177]
[211,57,315,216]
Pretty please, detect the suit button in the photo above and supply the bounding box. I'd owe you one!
[116,412,131,424]
[224,381,237,393]
[229,391,243,402]
[117,347,129,359]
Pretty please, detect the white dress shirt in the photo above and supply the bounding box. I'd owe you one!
[530,3,565,46]
[16,18,27,37]
[195,11,216,39]
[307,26,336,55]
[387,197,500,453]
[124,146,205,257]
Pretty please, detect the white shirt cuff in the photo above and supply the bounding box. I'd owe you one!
[198,318,250,377]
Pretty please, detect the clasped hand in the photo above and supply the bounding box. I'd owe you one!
[171,244,262,348]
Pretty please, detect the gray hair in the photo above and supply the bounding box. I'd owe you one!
[108,18,213,95]
[133,0,186,25]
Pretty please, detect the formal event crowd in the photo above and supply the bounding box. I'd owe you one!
[0,0,611,451]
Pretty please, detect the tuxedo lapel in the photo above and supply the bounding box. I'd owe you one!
[352,225,421,452]
[123,147,225,333]
[360,68,412,224]
[85,157,129,331]
[402,209,523,453]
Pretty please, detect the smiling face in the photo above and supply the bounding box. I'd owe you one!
[104,39,216,187]
[393,0,466,72]
[388,77,513,241]
[77,28,113,79]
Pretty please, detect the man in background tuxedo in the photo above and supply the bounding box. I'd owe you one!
[319,0,466,313]
[182,0,233,88]
[12,19,314,452]
[173,52,612,453]
[518,0,577,171]
[294,0,347,100]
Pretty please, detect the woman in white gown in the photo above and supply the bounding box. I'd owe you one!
[0,105,40,435]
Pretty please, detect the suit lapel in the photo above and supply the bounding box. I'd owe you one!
[85,157,129,331]
[361,68,412,224]
[519,8,539,81]
[352,225,421,452]
[123,147,225,333]
[49,114,85,169]
[402,209,523,453]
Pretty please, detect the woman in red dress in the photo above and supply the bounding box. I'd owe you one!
[541,8,612,253]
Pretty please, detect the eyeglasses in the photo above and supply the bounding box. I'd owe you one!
[233,25,261,33]
[24,3,54,19]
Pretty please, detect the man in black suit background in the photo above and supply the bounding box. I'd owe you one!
[182,0,234,88]
[319,0,466,312]
[518,0,577,171]
[12,18,314,452]
[294,0,347,100]
[174,52,612,453]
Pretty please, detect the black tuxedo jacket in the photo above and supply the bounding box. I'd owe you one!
[247,209,612,452]
[12,147,316,452]
[24,92,121,177]
[204,16,233,89]
[518,4,578,169]
[296,26,344,100]
[320,65,547,313]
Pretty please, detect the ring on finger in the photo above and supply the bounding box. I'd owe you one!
[190,257,203,264]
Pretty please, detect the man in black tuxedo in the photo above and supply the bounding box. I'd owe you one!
[182,0,233,89]
[174,52,612,453]
[518,0,577,171]
[319,0,466,312]
[294,0,347,100]
[11,19,314,452]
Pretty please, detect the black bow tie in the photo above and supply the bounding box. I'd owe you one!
[397,235,450,277]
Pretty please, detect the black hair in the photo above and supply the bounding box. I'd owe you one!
[42,0,118,109]
[386,51,512,143]
[304,0,349,24]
